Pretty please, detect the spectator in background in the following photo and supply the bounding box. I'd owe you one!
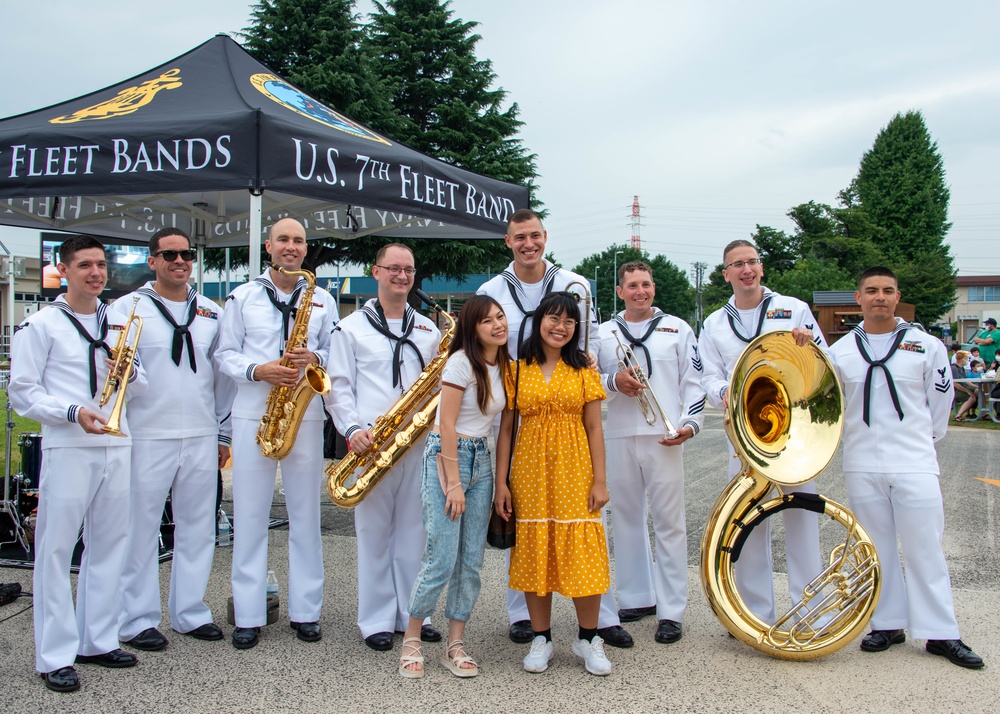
[953,352,978,422]
[972,319,1000,364]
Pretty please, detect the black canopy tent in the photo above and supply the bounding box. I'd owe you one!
[0,34,528,278]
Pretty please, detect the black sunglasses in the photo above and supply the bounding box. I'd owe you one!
[153,249,195,262]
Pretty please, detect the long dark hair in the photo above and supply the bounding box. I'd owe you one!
[447,295,511,414]
[522,292,589,369]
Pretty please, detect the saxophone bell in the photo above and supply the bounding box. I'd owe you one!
[100,295,143,437]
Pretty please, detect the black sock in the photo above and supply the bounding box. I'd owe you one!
[578,627,597,642]
[533,628,552,642]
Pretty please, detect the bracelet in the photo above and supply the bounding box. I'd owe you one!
[445,482,461,494]
[439,454,459,462]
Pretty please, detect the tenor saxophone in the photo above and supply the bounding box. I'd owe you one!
[257,265,332,459]
[326,289,456,507]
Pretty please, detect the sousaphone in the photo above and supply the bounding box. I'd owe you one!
[699,330,881,660]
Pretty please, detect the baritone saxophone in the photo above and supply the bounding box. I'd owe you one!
[326,289,456,507]
[257,265,332,459]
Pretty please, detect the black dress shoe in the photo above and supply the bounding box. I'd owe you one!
[420,624,442,643]
[618,606,657,623]
[122,627,168,651]
[290,621,322,642]
[655,619,683,644]
[365,632,394,651]
[183,623,224,641]
[926,639,985,669]
[508,620,534,644]
[232,627,260,650]
[40,666,80,693]
[597,625,634,648]
[860,629,905,652]
[75,649,138,668]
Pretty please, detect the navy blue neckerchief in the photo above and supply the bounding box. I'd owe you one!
[362,300,424,390]
[255,276,306,355]
[852,323,909,426]
[140,286,199,372]
[54,299,111,398]
[614,310,665,378]
[501,262,561,353]
[722,289,774,343]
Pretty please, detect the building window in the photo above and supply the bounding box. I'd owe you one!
[969,286,1000,302]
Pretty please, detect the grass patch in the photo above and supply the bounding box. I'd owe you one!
[950,413,1000,431]
[0,392,42,474]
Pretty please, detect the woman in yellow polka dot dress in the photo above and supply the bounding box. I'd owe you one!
[494,292,613,675]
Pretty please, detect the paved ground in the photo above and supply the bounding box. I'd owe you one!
[1,409,997,713]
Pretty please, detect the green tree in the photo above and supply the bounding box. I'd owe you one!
[240,0,398,131]
[840,111,955,324]
[572,244,694,325]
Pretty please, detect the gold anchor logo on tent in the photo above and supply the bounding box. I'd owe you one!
[49,69,183,124]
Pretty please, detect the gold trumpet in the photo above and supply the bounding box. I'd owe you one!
[612,328,679,439]
[100,295,143,436]
[699,330,880,660]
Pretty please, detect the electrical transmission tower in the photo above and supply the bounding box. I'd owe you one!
[630,195,642,251]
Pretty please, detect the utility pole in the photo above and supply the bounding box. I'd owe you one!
[691,261,708,335]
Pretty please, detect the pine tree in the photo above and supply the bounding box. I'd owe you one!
[840,111,956,324]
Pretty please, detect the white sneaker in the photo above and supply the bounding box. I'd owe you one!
[572,635,612,675]
[523,635,554,673]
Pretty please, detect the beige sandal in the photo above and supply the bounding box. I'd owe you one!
[399,637,424,678]
[441,639,479,678]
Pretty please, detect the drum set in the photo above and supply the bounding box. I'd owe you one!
[1,410,41,554]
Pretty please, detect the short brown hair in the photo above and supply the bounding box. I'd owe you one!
[618,260,653,286]
[722,239,757,264]
[375,242,414,265]
[506,208,542,232]
[857,266,897,290]
[58,235,106,265]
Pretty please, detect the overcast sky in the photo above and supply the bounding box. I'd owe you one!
[1,0,997,280]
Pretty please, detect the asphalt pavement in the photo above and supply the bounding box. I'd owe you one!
[0,409,997,713]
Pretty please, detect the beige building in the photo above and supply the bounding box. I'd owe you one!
[944,276,1000,343]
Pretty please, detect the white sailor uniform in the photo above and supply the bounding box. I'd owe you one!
[325,299,441,638]
[111,284,235,640]
[9,297,147,673]
[478,261,620,629]
[828,319,961,639]
[214,276,336,628]
[597,310,705,623]
[698,287,826,623]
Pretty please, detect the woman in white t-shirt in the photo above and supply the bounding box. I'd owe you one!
[399,295,510,679]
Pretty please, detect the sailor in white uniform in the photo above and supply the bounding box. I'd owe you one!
[596,261,705,644]
[476,208,630,648]
[215,218,336,650]
[326,243,442,651]
[827,266,983,668]
[112,228,235,652]
[10,236,147,692]
[698,239,825,624]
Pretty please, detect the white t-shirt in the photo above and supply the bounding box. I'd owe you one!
[434,349,505,437]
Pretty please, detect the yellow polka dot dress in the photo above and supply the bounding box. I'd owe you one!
[506,358,610,598]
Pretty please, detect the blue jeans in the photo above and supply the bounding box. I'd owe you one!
[408,432,493,622]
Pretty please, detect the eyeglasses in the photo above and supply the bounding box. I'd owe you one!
[153,249,195,262]
[543,314,578,329]
[375,265,416,276]
[724,258,762,270]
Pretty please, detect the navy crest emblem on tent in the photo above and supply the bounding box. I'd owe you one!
[250,73,391,146]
